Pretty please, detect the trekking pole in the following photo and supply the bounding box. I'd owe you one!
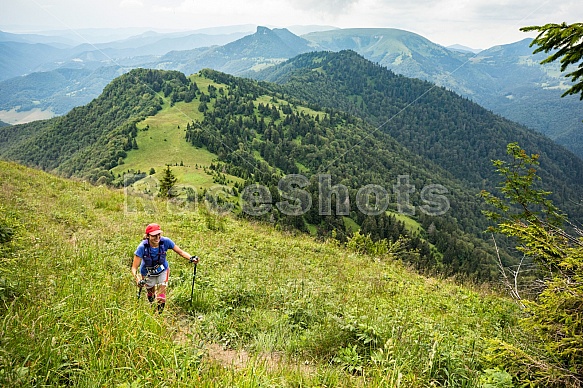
[137,278,147,301]
[189,258,198,306]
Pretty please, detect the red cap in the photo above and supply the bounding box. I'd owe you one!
[145,223,162,235]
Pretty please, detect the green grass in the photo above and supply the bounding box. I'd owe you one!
[343,216,360,234]
[387,210,423,234]
[0,160,522,386]
[111,74,243,192]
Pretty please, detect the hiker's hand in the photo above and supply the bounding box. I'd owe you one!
[189,255,199,264]
[137,278,147,287]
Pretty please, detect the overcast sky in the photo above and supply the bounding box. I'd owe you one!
[2,0,582,49]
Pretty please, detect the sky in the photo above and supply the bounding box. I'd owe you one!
[1,0,582,49]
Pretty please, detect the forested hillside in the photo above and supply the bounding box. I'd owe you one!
[187,69,513,279]
[252,50,583,221]
[0,69,197,182]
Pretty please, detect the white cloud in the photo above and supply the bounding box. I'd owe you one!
[286,0,360,15]
[1,0,582,48]
[119,0,144,9]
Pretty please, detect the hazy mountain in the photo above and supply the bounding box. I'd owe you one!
[0,30,76,46]
[152,26,316,75]
[92,31,249,56]
[0,66,126,117]
[16,27,174,45]
[469,39,583,153]
[0,41,70,81]
[286,25,339,35]
[182,25,257,36]
[447,44,482,54]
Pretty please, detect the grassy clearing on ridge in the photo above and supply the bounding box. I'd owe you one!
[111,74,243,193]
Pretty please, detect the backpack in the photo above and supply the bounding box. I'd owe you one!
[143,238,168,276]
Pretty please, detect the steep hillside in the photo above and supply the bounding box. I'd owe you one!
[0,160,521,386]
[187,69,530,279]
[0,66,512,280]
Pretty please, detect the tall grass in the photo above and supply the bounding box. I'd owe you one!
[0,161,520,386]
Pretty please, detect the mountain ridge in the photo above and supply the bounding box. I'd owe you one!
[251,50,583,219]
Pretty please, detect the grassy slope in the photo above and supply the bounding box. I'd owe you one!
[111,73,243,192]
[0,166,520,385]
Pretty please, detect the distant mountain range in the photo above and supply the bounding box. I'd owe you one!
[0,25,581,158]
[150,26,316,76]
[446,44,482,54]
[296,29,583,158]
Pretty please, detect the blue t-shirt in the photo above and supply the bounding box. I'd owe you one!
[134,237,175,276]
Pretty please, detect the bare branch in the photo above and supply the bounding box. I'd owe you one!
[492,234,524,305]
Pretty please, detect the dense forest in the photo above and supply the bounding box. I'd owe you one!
[252,50,583,220]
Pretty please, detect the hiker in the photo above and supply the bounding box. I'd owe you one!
[131,223,198,312]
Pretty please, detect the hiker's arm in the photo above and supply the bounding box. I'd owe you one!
[172,245,198,263]
[131,255,142,284]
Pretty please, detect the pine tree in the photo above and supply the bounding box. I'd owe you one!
[520,22,583,100]
[481,143,583,386]
[159,165,177,198]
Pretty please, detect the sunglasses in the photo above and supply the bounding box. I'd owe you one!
[148,234,161,239]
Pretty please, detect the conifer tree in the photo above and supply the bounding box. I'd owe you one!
[159,165,177,198]
[520,22,583,100]
[481,143,583,386]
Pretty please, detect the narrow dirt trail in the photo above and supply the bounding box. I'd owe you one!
[164,312,315,374]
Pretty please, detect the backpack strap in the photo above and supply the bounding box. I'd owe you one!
[144,238,166,266]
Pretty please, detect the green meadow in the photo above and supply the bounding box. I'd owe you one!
[111,74,243,192]
[0,160,521,386]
